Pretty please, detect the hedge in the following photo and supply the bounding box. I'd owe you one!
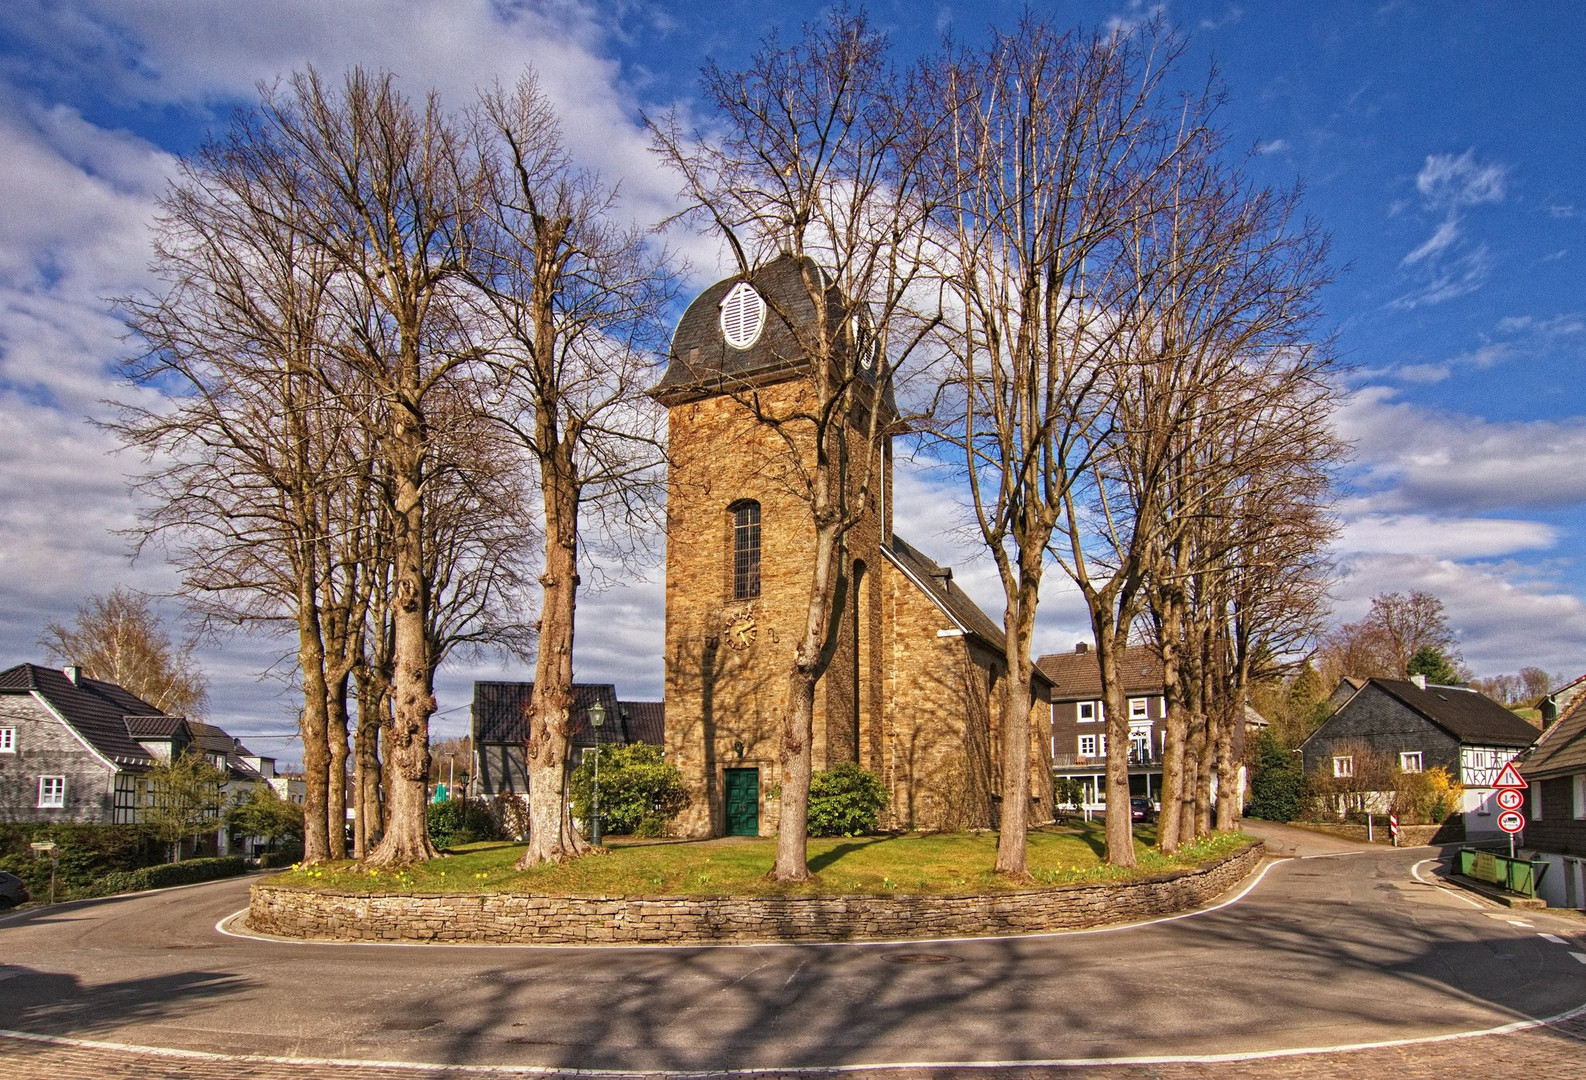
[95,856,249,895]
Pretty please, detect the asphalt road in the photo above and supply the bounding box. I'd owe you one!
[2,823,1585,1076]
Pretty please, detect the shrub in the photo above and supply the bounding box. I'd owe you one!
[1394,765,1463,824]
[491,793,531,841]
[94,856,248,896]
[427,798,502,849]
[1245,732,1306,822]
[0,823,166,900]
[807,763,888,837]
[569,743,689,837]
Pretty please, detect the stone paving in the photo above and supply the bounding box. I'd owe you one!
[4,1013,1586,1080]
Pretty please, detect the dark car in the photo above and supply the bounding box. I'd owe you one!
[0,870,29,909]
[1129,798,1158,824]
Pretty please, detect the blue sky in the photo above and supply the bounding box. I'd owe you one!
[0,1,1582,758]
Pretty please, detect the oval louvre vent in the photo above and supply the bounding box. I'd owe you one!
[719,281,767,350]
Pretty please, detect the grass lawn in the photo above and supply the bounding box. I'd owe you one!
[273,823,1253,898]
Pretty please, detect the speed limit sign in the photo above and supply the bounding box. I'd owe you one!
[1496,788,1524,812]
[1497,809,1526,834]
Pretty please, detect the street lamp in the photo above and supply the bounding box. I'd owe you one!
[587,699,607,846]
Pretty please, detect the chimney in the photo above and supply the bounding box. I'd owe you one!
[1410,674,1427,690]
[1075,643,1088,654]
[62,665,81,685]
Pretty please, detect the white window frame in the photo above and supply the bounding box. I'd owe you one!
[1077,701,1098,723]
[38,775,65,808]
[1333,755,1354,779]
[0,726,14,753]
[1400,751,1423,773]
[1574,774,1586,820]
[1128,697,1149,721]
[1078,735,1097,758]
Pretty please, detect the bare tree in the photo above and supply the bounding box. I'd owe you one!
[467,76,675,867]
[41,589,208,716]
[1317,590,1460,685]
[925,18,1194,876]
[651,11,941,880]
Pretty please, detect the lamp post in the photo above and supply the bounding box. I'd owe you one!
[588,699,606,846]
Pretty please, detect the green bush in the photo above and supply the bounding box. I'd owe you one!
[1245,732,1306,823]
[427,797,502,849]
[0,823,166,901]
[256,846,304,869]
[570,743,689,837]
[807,763,888,837]
[94,856,248,896]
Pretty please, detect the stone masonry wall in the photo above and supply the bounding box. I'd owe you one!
[248,840,1262,945]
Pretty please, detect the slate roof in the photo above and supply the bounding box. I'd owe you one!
[619,701,665,748]
[1367,678,1540,748]
[1520,693,1586,781]
[0,663,157,769]
[1035,647,1165,701]
[124,715,188,739]
[653,254,846,406]
[472,682,625,747]
[188,719,267,782]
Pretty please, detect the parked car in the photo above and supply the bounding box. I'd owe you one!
[1130,798,1158,824]
[0,870,30,909]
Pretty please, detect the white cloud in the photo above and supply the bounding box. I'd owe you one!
[1415,149,1507,211]
[1400,216,1459,266]
[1338,514,1556,560]
[1339,385,1586,514]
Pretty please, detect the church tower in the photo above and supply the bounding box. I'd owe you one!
[653,256,888,837]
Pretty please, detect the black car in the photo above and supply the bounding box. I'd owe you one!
[0,870,29,909]
[1129,798,1158,824]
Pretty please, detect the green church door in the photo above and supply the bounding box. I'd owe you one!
[724,768,759,836]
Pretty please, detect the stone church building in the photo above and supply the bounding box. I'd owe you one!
[653,256,1054,837]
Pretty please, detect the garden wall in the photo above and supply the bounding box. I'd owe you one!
[247,840,1263,945]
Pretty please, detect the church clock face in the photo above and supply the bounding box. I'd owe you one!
[726,614,758,651]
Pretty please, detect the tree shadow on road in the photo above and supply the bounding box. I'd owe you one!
[0,967,252,1039]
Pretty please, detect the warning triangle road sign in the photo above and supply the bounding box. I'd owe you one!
[1493,761,1527,790]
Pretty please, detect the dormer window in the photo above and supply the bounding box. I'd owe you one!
[719,282,767,349]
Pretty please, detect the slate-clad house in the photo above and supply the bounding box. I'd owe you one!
[470,682,663,800]
[1038,644,1169,808]
[1300,676,1540,836]
[1519,692,1586,908]
[0,663,273,841]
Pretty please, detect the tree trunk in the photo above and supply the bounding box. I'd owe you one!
[994,565,1041,878]
[1156,590,1187,854]
[326,675,350,860]
[516,465,591,867]
[296,596,332,864]
[771,519,843,883]
[367,416,438,866]
[1093,622,1137,868]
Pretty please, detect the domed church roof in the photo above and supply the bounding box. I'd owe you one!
[652,254,851,406]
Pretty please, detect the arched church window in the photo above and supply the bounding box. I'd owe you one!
[731,501,761,600]
[720,282,767,349]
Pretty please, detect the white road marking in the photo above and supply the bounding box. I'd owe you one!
[1410,858,1489,909]
[1540,933,1569,944]
[7,1004,1586,1076]
[1507,920,1533,927]
[1572,952,1586,964]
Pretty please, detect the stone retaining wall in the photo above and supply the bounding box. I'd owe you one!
[247,841,1263,945]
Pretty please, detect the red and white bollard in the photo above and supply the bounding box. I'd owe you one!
[1389,813,1401,847]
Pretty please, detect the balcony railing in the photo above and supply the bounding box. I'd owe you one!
[1053,749,1158,769]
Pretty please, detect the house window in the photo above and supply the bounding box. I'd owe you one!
[1077,701,1100,722]
[1400,751,1423,773]
[1128,697,1149,721]
[1573,775,1585,820]
[38,775,65,808]
[0,727,14,753]
[1333,755,1354,779]
[1532,783,1543,821]
[731,501,761,600]
[1079,735,1097,758]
